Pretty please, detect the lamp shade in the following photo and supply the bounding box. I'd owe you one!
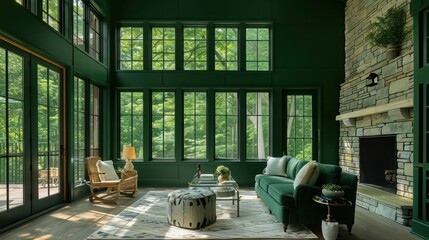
[121,146,136,160]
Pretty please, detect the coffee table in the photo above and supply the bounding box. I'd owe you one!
[189,177,240,217]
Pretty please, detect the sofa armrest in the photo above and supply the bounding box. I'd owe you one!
[340,172,358,202]
[293,184,322,207]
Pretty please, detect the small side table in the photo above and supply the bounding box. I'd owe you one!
[312,195,352,240]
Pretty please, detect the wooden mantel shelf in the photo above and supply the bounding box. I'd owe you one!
[336,99,413,126]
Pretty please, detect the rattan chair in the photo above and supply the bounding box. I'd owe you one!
[85,156,138,204]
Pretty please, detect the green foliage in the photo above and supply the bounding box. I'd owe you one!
[367,6,411,48]
[322,183,343,191]
[214,165,230,177]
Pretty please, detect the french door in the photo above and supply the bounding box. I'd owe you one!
[0,40,64,230]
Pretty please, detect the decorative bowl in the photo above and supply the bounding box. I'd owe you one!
[322,189,345,199]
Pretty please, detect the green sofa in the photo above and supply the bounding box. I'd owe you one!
[255,156,358,232]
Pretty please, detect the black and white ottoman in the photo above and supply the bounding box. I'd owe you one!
[167,188,216,229]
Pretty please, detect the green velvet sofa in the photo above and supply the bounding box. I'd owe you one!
[255,156,358,232]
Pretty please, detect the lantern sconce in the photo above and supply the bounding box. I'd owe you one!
[366,72,379,87]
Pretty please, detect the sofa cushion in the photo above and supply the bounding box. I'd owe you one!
[265,156,288,176]
[293,160,319,189]
[268,183,295,206]
[286,158,309,180]
[259,175,294,192]
[316,163,342,186]
[255,174,266,186]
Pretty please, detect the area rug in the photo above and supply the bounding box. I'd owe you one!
[87,190,317,239]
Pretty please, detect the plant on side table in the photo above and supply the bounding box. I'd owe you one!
[367,6,411,60]
[322,183,344,199]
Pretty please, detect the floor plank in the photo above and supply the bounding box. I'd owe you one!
[0,187,420,240]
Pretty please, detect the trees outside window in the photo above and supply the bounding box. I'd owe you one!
[246,92,270,160]
[246,27,270,71]
[215,27,238,71]
[120,92,143,159]
[73,77,85,187]
[89,85,100,156]
[119,27,144,70]
[183,92,207,159]
[73,0,85,50]
[152,27,175,70]
[286,94,314,160]
[215,92,238,159]
[152,92,175,159]
[42,0,62,32]
[183,27,207,70]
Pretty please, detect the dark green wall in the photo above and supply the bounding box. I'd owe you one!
[110,0,345,187]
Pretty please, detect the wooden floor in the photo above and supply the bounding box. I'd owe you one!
[0,187,421,240]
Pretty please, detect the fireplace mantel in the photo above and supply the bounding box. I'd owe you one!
[335,99,413,127]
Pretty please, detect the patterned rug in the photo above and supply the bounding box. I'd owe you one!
[87,190,317,239]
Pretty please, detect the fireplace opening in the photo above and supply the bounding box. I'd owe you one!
[359,135,396,193]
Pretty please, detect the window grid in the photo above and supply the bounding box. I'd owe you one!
[152,27,175,70]
[246,27,270,71]
[215,92,238,159]
[120,27,144,70]
[214,27,238,71]
[89,10,102,61]
[246,92,270,160]
[183,92,207,159]
[73,77,85,186]
[89,84,100,157]
[73,0,86,51]
[152,92,175,159]
[120,92,144,159]
[286,95,313,160]
[42,0,61,32]
[183,27,207,70]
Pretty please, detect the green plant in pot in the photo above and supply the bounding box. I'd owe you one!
[367,6,411,60]
[322,183,344,199]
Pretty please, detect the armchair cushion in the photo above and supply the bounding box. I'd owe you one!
[96,160,119,181]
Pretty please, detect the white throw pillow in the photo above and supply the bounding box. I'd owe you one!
[265,156,287,176]
[96,160,119,181]
[294,160,319,189]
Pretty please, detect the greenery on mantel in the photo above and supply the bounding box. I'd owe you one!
[367,6,411,48]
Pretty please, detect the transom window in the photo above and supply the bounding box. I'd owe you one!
[119,27,144,70]
[246,92,270,160]
[215,92,238,159]
[152,27,175,70]
[246,27,270,71]
[89,10,102,61]
[73,0,85,50]
[214,27,238,71]
[183,92,207,159]
[42,0,62,32]
[183,27,207,70]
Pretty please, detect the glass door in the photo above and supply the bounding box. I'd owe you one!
[31,60,63,212]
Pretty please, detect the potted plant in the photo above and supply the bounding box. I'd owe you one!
[214,165,230,182]
[322,183,344,199]
[367,6,411,60]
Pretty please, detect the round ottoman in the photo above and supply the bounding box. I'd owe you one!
[167,188,216,229]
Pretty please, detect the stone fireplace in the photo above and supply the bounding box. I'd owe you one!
[341,0,414,225]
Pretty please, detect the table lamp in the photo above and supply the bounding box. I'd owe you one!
[121,146,136,172]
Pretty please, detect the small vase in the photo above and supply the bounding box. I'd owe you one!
[218,175,230,183]
[386,44,400,60]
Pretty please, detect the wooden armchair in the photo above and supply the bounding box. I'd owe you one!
[85,156,138,204]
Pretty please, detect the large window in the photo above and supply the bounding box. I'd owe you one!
[89,84,100,156]
[73,0,102,62]
[119,27,144,70]
[42,0,62,32]
[183,27,207,70]
[184,92,207,159]
[215,92,238,159]
[215,27,238,71]
[285,94,314,160]
[73,77,85,186]
[246,27,270,71]
[152,27,175,70]
[246,92,270,160]
[120,92,143,159]
[152,91,175,159]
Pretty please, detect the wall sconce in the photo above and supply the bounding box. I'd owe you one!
[366,73,379,87]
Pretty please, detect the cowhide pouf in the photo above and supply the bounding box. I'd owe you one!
[167,188,216,229]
